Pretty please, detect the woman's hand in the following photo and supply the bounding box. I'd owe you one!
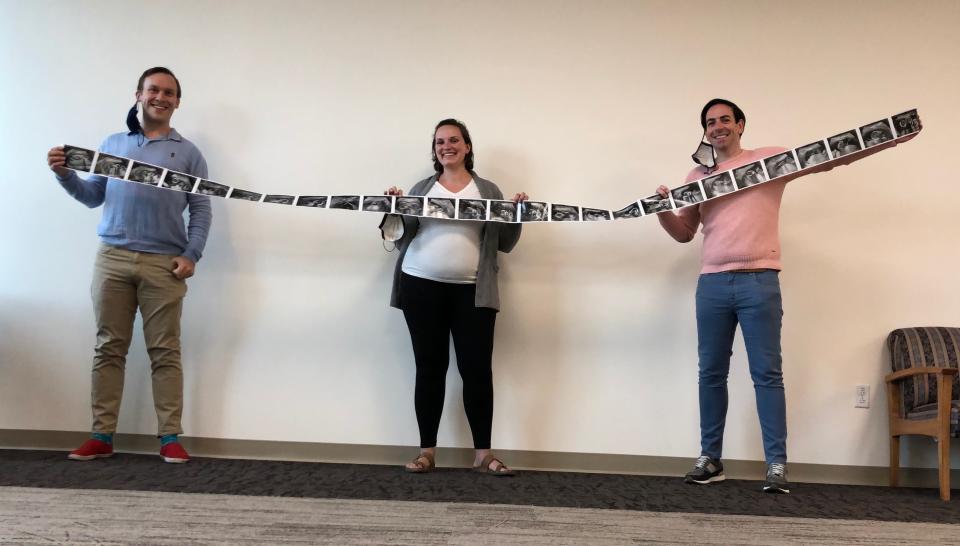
[512,192,529,203]
[384,186,404,196]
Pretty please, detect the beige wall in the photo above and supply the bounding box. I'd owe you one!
[1,0,958,469]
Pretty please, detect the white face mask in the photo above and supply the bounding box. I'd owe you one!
[378,214,405,243]
[691,136,717,172]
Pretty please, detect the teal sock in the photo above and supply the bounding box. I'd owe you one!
[159,434,178,447]
[92,433,113,444]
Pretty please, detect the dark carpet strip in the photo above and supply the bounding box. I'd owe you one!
[1,449,957,523]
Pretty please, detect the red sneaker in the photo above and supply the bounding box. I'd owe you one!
[160,441,190,463]
[68,439,114,461]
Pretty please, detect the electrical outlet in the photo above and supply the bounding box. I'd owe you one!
[855,384,870,408]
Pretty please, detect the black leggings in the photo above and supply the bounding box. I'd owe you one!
[400,273,497,449]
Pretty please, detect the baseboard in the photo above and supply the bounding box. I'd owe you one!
[0,428,954,489]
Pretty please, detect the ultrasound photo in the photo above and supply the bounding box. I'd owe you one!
[93,153,130,178]
[519,201,548,222]
[63,145,95,171]
[639,195,671,215]
[614,201,644,219]
[489,200,517,222]
[263,194,295,205]
[458,199,487,220]
[828,131,862,158]
[195,180,230,197]
[671,182,705,208]
[550,204,580,221]
[764,152,799,179]
[796,141,830,168]
[362,196,393,212]
[732,162,767,188]
[701,172,737,198]
[582,208,611,221]
[128,162,163,185]
[163,171,197,192]
[859,120,894,148]
[330,196,361,210]
[296,196,328,208]
[395,196,424,216]
[229,189,262,202]
[892,109,920,137]
[426,198,456,219]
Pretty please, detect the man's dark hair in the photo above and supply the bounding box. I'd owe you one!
[432,118,474,173]
[138,66,182,98]
[700,98,745,132]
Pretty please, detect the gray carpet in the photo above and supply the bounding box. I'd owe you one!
[1,449,958,524]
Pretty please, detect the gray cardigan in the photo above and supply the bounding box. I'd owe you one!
[389,173,522,311]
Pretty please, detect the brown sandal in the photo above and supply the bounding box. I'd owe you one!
[472,453,516,476]
[404,451,436,473]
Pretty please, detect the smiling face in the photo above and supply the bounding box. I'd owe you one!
[433,124,471,171]
[136,73,180,127]
[704,103,743,157]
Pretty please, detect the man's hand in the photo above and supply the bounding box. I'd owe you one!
[656,185,670,199]
[47,146,70,178]
[171,256,196,280]
[512,192,529,203]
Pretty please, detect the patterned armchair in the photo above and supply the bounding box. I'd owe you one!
[886,327,960,501]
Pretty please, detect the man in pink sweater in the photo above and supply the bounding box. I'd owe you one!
[657,98,790,494]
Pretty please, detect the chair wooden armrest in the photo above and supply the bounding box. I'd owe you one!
[885,366,958,383]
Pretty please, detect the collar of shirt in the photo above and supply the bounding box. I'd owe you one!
[128,128,184,143]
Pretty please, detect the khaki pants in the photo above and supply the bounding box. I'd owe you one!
[90,243,187,436]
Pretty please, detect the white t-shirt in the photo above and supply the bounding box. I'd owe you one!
[401,180,484,284]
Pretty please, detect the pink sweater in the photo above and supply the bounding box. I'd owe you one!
[659,147,788,273]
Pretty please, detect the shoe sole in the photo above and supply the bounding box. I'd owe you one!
[685,474,726,485]
[763,485,790,494]
[68,452,114,461]
[473,468,517,477]
[162,456,189,464]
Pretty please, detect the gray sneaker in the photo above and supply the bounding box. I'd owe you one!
[684,455,725,484]
[763,463,790,494]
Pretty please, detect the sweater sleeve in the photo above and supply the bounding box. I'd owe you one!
[658,206,700,243]
[488,181,522,252]
[56,170,108,208]
[183,152,212,262]
[657,165,704,243]
[497,223,522,252]
[55,136,119,207]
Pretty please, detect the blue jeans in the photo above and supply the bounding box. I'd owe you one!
[695,270,786,465]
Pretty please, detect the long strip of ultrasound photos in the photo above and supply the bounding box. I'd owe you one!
[62,109,921,223]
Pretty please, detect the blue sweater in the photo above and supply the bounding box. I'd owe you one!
[57,129,213,262]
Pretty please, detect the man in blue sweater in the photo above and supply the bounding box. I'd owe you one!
[46,67,212,463]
